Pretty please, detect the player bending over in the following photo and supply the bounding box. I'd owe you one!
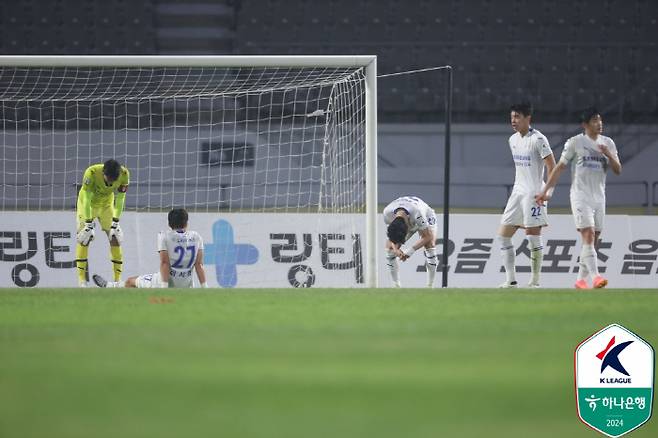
[76,159,129,287]
[383,196,438,288]
[536,107,621,289]
[498,102,556,288]
[93,208,208,288]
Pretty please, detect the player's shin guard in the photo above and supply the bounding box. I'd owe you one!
[75,243,89,283]
[110,246,123,281]
[580,243,599,279]
[498,236,516,283]
[527,235,543,284]
[577,258,589,281]
[424,247,438,288]
[385,250,401,287]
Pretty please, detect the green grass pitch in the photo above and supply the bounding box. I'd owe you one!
[1,288,657,438]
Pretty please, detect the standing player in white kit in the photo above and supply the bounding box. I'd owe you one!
[383,196,438,288]
[536,107,622,289]
[93,208,208,288]
[498,102,556,288]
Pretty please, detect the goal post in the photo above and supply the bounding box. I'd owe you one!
[0,55,378,288]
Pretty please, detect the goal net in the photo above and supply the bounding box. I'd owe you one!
[0,56,377,288]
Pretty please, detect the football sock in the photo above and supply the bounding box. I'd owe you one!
[580,243,599,280]
[499,236,516,283]
[385,249,401,286]
[577,258,589,281]
[106,280,125,288]
[110,245,123,282]
[527,235,543,284]
[75,243,89,283]
[425,247,438,287]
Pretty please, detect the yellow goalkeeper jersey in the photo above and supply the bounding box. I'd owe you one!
[77,163,130,220]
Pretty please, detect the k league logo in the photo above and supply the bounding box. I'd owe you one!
[597,336,633,378]
[575,324,655,437]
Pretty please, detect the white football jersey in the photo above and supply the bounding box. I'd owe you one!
[508,128,553,195]
[560,133,618,203]
[383,196,436,241]
[157,229,204,288]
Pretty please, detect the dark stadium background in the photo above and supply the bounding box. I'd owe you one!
[2,0,657,211]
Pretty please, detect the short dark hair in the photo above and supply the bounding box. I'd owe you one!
[387,217,408,245]
[168,208,189,229]
[103,159,122,181]
[580,107,600,124]
[510,101,533,117]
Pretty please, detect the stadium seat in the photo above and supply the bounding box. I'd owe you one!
[605,1,641,43]
[4,0,657,121]
[629,89,657,114]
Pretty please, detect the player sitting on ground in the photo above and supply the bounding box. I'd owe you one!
[383,196,438,288]
[93,208,208,289]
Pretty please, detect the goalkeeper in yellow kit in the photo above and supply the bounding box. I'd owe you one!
[75,159,130,287]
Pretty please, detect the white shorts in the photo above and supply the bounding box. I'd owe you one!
[571,198,605,231]
[406,211,438,243]
[501,191,548,228]
[135,272,168,288]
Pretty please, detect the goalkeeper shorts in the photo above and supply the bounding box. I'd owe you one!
[76,203,114,232]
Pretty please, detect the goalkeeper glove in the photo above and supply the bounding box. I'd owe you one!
[77,220,95,246]
[109,217,124,245]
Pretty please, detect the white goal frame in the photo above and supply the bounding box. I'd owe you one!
[0,55,379,288]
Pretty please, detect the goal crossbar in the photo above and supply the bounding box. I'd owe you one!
[0,55,376,69]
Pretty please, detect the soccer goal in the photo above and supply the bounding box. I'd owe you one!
[0,56,378,288]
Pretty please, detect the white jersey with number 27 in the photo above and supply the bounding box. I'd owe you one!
[157,229,204,288]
